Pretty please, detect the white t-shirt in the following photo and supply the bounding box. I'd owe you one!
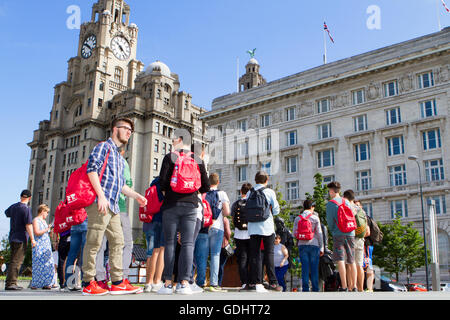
[210,188,230,232]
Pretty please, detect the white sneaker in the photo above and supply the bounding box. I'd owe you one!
[175,283,193,295]
[157,284,173,295]
[190,283,204,294]
[255,284,268,293]
[151,281,164,293]
[144,284,152,293]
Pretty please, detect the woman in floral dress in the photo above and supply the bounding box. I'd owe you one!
[30,204,57,289]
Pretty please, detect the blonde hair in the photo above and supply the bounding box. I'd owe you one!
[37,204,50,215]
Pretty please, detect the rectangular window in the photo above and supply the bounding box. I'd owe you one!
[387,136,405,156]
[354,114,368,132]
[262,162,271,176]
[356,170,372,191]
[153,158,158,171]
[318,149,335,168]
[317,99,330,113]
[98,98,103,107]
[322,175,335,187]
[286,130,297,146]
[238,166,247,182]
[99,82,104,91]
[427,195,447,215]
[383,80,399,97]
[155,121,160,134]
[286,156,298,174]
[260,135,271,153]
[389,164,407,186]
[162,142,167,155]
[260,113,271,128]
[286,181,299,201]
[386,107,401,125]
[352,89,365,105]
[318,123,332,140]
[49,155,53,167]
[355,142,371,162]
[237,119,247,132]
[154,139,159,153]
[425,159,445,182]
[390,199,408,218]
[237,141,249,157]
[286,106,296,121]
[420,99,437,118]
[418,71,434,89]
[362,203,373,218]
[422,128,441,150]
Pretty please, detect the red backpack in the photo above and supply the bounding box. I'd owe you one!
[139,185,164,223]
[170,151,201,193]
[201,193,213,228]
[295,213,315,241]
[65,146,110,210]
[53,201,87,234]
[329,199,357,233]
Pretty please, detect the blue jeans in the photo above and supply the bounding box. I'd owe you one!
[298,245,320,292]
[144,221,165,258]
[194,228,224,287]
[194,233,208,287]
[65,230,87,287]
[275,264,289,292]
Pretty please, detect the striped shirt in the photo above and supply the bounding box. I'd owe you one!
[86,138,125,214]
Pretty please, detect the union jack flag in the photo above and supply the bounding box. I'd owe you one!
[441,0,450,13]
[324,21,334,43]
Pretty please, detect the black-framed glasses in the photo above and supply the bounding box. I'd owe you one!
[116,126,134,133]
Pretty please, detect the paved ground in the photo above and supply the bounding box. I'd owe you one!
[0,288,448,300]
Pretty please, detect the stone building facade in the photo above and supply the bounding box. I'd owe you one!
[201,28,450,273]
[27,0,207,238]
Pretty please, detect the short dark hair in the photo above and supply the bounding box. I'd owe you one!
[343,189,355,201]
[111,117,134,132]
[173,128,192,146]
[240,183,252,195]
[303,199,314,210]
[20,189,32,198]
[327,181,341,193]
[255,171,269,184]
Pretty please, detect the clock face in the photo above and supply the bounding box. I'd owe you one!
[111,36,131,60]
[81,35,97,59]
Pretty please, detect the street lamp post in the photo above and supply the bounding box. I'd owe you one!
[408,155,429,290]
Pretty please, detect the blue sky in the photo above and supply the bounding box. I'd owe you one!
[0,0,449,240]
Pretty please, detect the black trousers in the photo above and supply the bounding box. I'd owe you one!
[248,233,277,285]
[234,238,250,285]
[57,234,71,287]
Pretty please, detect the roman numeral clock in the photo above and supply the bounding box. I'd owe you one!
[81,35,97,59]
[111,35,131,61]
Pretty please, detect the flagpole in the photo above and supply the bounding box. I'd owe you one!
[323,23,327,64]
[436,0,442,31]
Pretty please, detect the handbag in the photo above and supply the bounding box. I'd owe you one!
[222,243,234,258]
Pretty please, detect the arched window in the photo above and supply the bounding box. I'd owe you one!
[114,67,123,84]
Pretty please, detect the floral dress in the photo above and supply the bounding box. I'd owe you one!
[31,218,57,288]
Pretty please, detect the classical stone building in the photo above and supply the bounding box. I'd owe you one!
[201,28,450,274]
[27,0,207,238]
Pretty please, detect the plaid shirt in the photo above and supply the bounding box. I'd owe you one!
[86,138,125,214]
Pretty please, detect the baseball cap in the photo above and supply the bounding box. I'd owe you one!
[20,189,32,198]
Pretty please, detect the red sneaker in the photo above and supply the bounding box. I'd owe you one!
[82,280,109,296]
[110,279,143,295]
[97,280,110,291]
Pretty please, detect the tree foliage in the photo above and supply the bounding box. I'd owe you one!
[373,215,428,281]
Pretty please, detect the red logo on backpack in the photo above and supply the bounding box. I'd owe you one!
[295,213,315,241]
[170,151,201,193]
[330,199,357,233]
[139,185,163,223]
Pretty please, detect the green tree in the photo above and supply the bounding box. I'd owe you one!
[304,173,328,227]
[373,215,428,281]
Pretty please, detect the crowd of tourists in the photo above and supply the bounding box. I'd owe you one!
[4,117,381,295]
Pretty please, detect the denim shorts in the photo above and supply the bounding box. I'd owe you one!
[144,221,165,258]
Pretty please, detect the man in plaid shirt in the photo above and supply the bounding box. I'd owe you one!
[81,117,147,296]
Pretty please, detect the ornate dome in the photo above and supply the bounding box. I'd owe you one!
[145,60,171,77]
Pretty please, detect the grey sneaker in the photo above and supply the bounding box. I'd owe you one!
[157,284,173,295]
[151,281,163,293]
[144,284,152,293]
[190,283,204,294]
[175,283,193,295]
